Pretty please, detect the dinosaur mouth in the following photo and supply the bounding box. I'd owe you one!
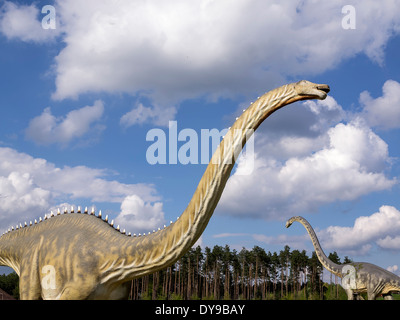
[317,85,330,94]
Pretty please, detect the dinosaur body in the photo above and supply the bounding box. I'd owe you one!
[1,81,330,300]
[286,216,400,300]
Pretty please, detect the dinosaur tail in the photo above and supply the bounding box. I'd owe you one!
[286,216,342,277]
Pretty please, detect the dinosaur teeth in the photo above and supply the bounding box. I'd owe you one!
[104,215,108,222]
[70,206,74,213]
[77,206,81,213]
[91,207,95,215]
[110,219,114,227]
[35,219,37,224]
[98,210,102,218]
[57,208,61,215]
[116,224,119,231]
[64,207,68,214]
[39,217,42,222]
[84,207,88,214]
[50,211,54,217]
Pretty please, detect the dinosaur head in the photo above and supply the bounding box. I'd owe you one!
[285,216,297,228]
[293,80,330,100]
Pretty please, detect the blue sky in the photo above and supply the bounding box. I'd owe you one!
[1,0,400,277]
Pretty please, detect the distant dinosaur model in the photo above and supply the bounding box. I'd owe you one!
[286,216,400,300]
[0,80,330,300]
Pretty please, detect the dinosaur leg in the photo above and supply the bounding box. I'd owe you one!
[19,267,42,300]
[56,285,91,300]
[344,289,354,300]
[19,280,42,300]
[367,290,377,300]
[53,273,101,300]
[107,282,131,300]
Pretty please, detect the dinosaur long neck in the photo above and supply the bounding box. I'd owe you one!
[293,216,342,277]
[113,83,304,280]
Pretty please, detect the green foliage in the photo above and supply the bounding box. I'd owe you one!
[129,245,348,300]
[0,272,19,299]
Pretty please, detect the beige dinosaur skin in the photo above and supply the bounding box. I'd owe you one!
[286,216,400,300]
[1,80,329,300]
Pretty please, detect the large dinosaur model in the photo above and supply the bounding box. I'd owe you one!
[0,80,330,300]
[286,216,400,300]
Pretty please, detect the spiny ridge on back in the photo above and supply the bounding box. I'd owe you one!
[1,205,180,238]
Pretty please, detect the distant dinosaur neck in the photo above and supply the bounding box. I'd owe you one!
[293,216,342,277]
[108,83,304,281]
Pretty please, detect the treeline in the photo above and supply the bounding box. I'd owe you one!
[129,244,351,300]
[0,272,19,299]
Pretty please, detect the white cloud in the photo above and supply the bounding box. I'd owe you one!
[25,100,105,146]
[387,265,399,273]
[0,171,51,226]
[114,195,165,234]
[1,1,394,111]
[320,206,400,254]
[0,1,59,42]
[120,103,177,128]
[0,147,160,229]
[2,1,399,127]
[360,80,400,130]
[303,96,347,133]
[377,236,400,250]
[218,113,395,220]
[52,0,400,100]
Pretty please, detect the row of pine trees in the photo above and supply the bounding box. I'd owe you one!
[129,244,351,300]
